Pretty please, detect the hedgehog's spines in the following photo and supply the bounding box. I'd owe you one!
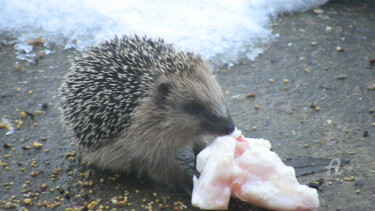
[59,35,234,191]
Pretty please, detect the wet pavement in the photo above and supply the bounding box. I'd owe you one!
[1,0,374,210]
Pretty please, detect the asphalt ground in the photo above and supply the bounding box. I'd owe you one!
[0,0,374,210]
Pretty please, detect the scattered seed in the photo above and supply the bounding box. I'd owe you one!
[336,46,344,52]
[38,51,46,59]
[0,123,6,129]
[367,84,375,90]
[40,184,48,191]
[117,201,126,206]
[30,171,38,177]
[22,146,31,150]
[268,78,275,83]
[313,9,323,14]
[254,105,260,109]
[20,111,27,119]
[336,74,347,80]
[3,143,12,148]
[27,38,44,46]
[15,64,24,71]
[245,93,256,98]
[33,142,43,149]
[24,198,32,205]
[343,176,355,181]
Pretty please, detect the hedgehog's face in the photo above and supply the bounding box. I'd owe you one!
[153,72,235,138]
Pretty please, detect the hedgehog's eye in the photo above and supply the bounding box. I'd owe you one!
[184,102,206,115]
[158,82,171,97]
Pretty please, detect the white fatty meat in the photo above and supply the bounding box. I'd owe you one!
[192,129,319,211]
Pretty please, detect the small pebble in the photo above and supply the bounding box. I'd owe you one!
[325,26,332,32]
[363,131,369,137]
[327,119,333,125]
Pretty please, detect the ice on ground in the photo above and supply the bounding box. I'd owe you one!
[0,0,328,64]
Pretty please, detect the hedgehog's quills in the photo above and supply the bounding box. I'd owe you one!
[59,35,235,193]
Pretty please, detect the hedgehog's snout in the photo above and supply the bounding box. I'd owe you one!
[201,112,235,136]
[218,115,235,135]
[222,117,235,135]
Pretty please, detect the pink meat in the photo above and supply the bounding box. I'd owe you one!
[192,129,319,211]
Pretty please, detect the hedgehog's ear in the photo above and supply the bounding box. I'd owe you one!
[158,82,171,97]
[156,82,172,107]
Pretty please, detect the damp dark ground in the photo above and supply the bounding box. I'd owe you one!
[1,0,374,210]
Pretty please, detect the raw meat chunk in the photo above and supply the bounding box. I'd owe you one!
[192,129,319,211]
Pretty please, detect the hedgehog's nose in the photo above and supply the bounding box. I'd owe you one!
[223,117,235,135]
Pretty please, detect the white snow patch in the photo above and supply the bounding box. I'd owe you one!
[0,0,328,63]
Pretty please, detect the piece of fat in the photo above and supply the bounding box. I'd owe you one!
[192,128,319,211]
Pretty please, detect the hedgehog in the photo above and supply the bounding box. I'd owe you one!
[59,35,235,192]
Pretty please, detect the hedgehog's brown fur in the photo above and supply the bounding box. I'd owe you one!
[59,35,234,192]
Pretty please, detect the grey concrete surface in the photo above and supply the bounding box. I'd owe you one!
[1,0,374,210]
